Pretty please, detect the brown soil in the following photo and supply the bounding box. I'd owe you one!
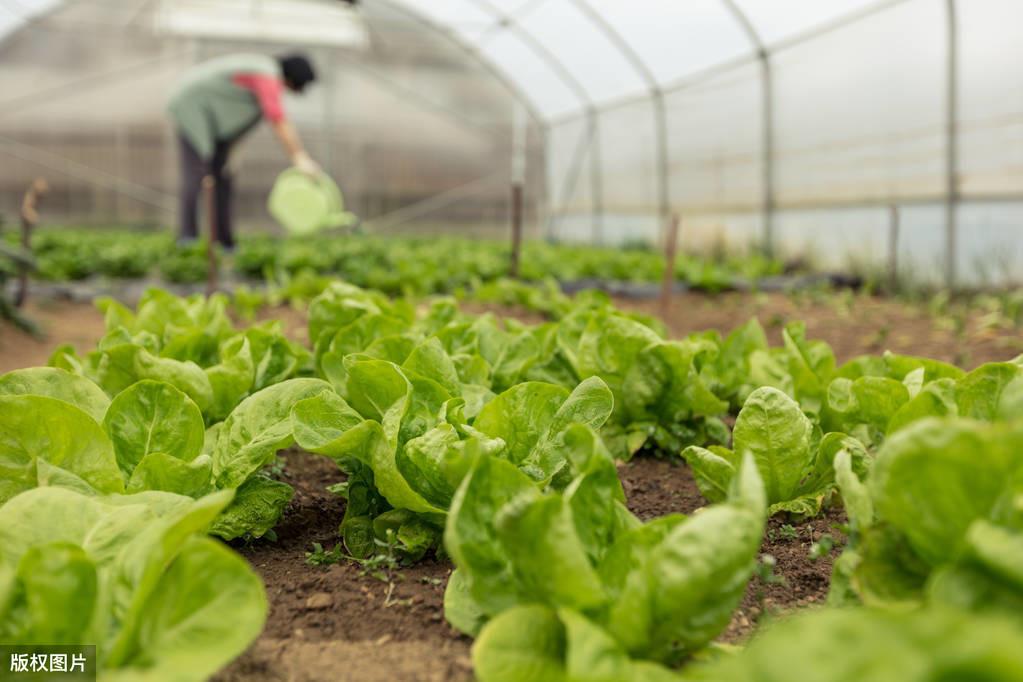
[0,301,307,374]
[0,300,108,373]
[220,454,839,681]
[2,288,1019,681]
[215,452,472,682]
[628,291,1022,367]
[616,457,842,643]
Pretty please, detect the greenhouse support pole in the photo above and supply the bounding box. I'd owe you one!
[549,116,595,242]
[660,213,680,319]
[204,176,219,296]
[944,0,960,290]
[888,204,901,292]
[510,184,523,278]
[321,48,335,174]
[589,111,604,244]
[511,104,527,276]
[655,93,671,245]
[760,51,776,258]
[539,125,553,241]
[570,0,670,244]
[720,0,775,257]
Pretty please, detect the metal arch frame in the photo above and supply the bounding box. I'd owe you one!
[568,0,670,245]
[467,0,603,240]
[719,0,775,257]
[367,0,545,131]
[369,0,600,241]
[945,0,959,289]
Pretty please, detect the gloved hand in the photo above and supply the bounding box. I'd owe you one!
[292,151,322,177]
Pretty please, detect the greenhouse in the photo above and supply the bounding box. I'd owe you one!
[1,1,1023,681]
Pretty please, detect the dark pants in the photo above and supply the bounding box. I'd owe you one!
[178,135,236,248]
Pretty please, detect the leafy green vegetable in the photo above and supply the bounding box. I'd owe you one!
[685,607,1023,682]
[0,487,266,681]
[834,417,1023,617]
[684,386,864,517]
[447,432,766,671]
[0,363,327,539]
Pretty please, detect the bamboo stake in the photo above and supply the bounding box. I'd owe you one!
[660,213,680,320]
[15,178,48,308]
[203,176,218,296]
[509,183,524,278]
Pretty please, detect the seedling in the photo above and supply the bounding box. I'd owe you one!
[809,534,836,561]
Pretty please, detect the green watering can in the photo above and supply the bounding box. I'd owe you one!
[268,169,358,236]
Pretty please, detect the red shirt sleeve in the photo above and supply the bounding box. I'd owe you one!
[233,73,286,123]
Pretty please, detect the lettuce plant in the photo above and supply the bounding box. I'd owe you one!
[546,306,728,459]
[831,417,1023,617]
[0,487,266,681]
[292,336,614,559]
[823,358,1021,448]
[684,386,868,517]
[0,366,332,539]
[445,426,766,678]
[685,606,1023,682]
[50,288,310,421]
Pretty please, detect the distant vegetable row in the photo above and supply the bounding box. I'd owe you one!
[3,228,784,293]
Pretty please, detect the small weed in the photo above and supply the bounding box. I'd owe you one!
[305,542,344,567]
[266,456,287,479]
[769,524,799,542]
[809,534,836,561]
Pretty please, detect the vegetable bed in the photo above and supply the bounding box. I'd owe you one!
[1,284,1022,682]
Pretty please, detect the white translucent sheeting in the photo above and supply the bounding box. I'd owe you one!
[666,62,763,214]
[584,0,754,86]
[481,31,584,118]
[410,0,495,40]
[517,1,643,105]
[734,0,883,44]
[958,0,1023,197]
[771,0,946,205]
[391,0,892,120]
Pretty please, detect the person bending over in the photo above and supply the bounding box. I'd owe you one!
[168,52,322,249]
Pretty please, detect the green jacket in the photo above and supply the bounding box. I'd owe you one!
[168,54,278,160]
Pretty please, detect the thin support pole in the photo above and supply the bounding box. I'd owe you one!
[888,204,900,292]
[660,213,680,320]
[589,113,604,244]
[203,176,218,296]
[16,178,47,308]
[548,118,593,241]
[510,183,524,278]
[944,0,960,290]
[719,0,776,256]
[653,92,671,240]
[538,125,552,241]
[760,52,776,257]
[569,0,670,242]
[321,48,335,174]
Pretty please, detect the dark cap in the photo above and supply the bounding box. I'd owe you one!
[278,54,316,92]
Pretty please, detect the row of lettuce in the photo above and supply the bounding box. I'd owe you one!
[1,281,1022,680]
[8,228,784,293]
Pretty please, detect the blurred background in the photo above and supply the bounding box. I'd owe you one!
[0,0,1020,287]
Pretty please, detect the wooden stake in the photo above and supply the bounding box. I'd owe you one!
[15,178,48,308]
[660,213,680,320]
[509,183,524,278]
[888,204,900,293]
[204,176,218,296]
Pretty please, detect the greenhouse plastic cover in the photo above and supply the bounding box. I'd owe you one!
[389,0,886,120]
